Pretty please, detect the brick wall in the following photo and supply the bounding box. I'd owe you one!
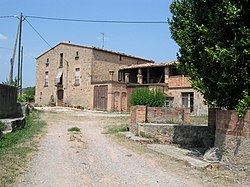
[168,76,191,88]
[0,84,18,118]
[215,110,250,137]
[214,109,250,165]
[147,107,190,124]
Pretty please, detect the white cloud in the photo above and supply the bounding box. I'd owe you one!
[0,33,7,40]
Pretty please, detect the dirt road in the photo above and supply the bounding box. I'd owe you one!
[15,107,199,187]
[16,107,248,187]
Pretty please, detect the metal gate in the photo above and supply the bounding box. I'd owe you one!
[93,85,108,111]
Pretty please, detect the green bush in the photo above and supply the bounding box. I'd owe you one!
[68,127,81,132]
[130,88,166,107]
[18,87,35,102]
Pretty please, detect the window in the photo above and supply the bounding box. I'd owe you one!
[44,71,49,87]
[46,58,49,67]
[165,97,174,108]
[182,92,194,112]
[74,68,80,86]
[60,53,63,67]
[118,71,123,81]
[119,55,122,61]
[75,51,79,60]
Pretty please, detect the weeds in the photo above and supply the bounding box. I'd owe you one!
[103,124,128,134]
[68,127,81,132]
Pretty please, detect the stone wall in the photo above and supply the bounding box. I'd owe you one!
[214,109,250,165]
[0,84,18,119]
[92,50,151,83]
[35,43,93,108]
[139,123,214,148]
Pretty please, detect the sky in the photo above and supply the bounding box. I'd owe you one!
[0,0,179,88]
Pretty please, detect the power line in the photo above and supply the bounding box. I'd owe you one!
[26,15,167,24]
[24,17,53,49]
[24,17,71,65]
[0,15,16,19]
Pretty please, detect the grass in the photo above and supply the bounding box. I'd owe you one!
[68,127,81,132]
[0,110,46,186]
[0,121,6,132]
[103,124,128,134]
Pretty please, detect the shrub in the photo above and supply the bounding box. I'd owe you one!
[18,87,35,102]
[68,127,81,132]
[130,88,166,107]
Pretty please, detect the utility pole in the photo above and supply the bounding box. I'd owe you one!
[20,46,23,96]
[9,15,20,86]
[101,32,104,49]
[17,12,23,96]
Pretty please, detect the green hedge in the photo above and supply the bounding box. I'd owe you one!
[130,88,166,107]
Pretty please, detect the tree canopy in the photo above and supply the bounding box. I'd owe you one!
[169,0,250,109]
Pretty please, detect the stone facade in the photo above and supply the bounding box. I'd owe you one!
[35,42,152,109]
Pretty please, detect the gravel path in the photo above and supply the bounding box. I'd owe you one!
[16,108,198,187]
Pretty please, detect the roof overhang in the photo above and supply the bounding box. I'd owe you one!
[119,61,179,70]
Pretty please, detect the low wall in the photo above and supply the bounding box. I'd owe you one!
[147,107,190,124]
[129,106,210,147]
[130,106,190,125]
[138,123,214,148]
[130,105,190,135]
[214,109,250,165]
[0,84,18,119]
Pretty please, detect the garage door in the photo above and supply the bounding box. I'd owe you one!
[93,85,108,111]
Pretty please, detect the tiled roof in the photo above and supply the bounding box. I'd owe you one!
[119,61,179,70]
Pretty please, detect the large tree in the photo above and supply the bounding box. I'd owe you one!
[169,0,250,109]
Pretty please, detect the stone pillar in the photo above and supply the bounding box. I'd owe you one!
[183,108,190,124]
[125,73,130,83]
[137,68,143,84]
[130,105,147,135]
[109,70,114,81]
[164,66,170,84]
[136,105,147,123]
[215,109,250,165]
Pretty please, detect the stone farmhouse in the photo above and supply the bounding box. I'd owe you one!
[35,42,208,115]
